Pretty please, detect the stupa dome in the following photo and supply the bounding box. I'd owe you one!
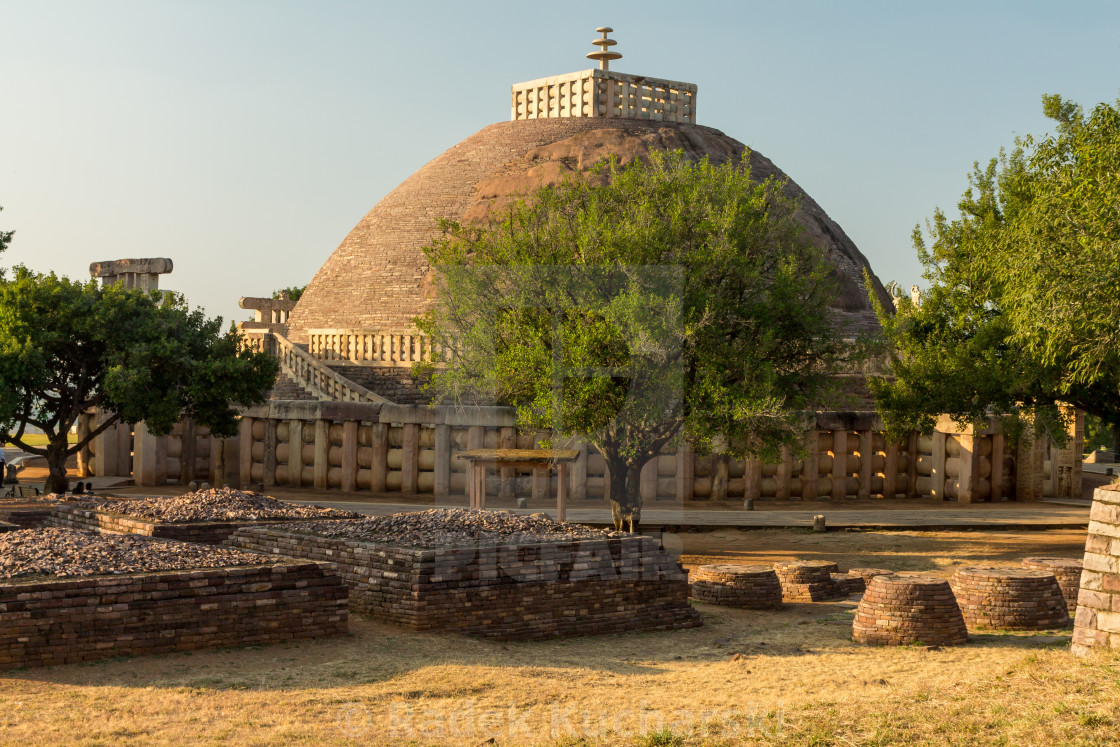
[286,33,890,343]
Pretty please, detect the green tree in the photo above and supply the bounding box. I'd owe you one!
[0,205,12,260]
[0,267,279,493]
[417,151,845,531]
[870,94,1120,451]
[272,285,306,302]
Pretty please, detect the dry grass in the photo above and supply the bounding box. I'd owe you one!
[0,528,1114,746]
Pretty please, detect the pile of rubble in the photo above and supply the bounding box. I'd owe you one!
[283,508,616,549]
[56,487,361,523]
[0,527,268,580]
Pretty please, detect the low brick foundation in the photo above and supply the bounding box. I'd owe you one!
[228,527,700,640]
[951,567,1069,630]
[847,568,896,584]
[0,503,54,529]
[773,560,845,602]
[0,559,348,669]
[853,575,968,646]
[688,565,782,609]
[45,503,348,545]
[1022,556,1082,610]
[831,572,866,596]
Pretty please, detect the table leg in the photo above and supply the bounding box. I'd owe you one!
[557,463,568,522]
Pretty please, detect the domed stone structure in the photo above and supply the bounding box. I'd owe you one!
[286,32,891,345]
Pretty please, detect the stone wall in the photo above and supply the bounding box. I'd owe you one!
[328,365,432,405]
[227,527,699,640]
[1073,484,1120,653]
[0,561,347,669]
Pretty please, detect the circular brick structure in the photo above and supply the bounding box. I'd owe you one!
[853,575,968,646]
[847,567,896,583]
[950,567,1070,630]
[689,564,783,609]
[1021,557,1082,610]
[773,560,844,602]
[773,560,838,584]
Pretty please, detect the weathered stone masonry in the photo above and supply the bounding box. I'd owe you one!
[1073,484,1120,653]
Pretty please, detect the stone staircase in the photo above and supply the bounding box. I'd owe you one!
[266,372,318,401]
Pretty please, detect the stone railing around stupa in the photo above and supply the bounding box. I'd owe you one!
[511,69,696,123]
[306,329,437,368]
[79,399,1083,501]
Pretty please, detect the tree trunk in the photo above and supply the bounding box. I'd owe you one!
[45,436,71,495]
[1111,427,1120,459]
[606,458,645,533]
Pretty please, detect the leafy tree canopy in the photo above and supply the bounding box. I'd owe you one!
[0,266,279,492]
[417,150,845,530]
[869,93,1120,448]
[272,285,306,302]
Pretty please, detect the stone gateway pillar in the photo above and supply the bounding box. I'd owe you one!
[1072,484,1120,654]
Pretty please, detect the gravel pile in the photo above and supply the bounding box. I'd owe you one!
[57,487,361,523]
[281,508,617,549]
[0,528,270,580]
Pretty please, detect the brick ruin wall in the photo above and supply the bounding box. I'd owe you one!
[0,561,348,669]
[0,504,54,529]
[228,527,700,640]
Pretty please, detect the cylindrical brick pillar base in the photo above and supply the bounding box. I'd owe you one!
[951,567,1069,631]
[689,565,783,609]
[1022,557,1082,611]
[853,575,968,646]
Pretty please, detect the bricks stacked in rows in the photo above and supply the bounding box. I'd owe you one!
[1021,557,1082,611]
[688,565,782,609]
[852,575,968,646]
[0,561,347,669]
[950,567,1070,630]
[1072,485,1120,653]
[848,568,896,583]
[0,504,54,529]
[228,527,700,640]
[773,560,845,602]
[830,572,866,596]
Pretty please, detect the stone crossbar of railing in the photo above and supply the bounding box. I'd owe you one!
[306,329,438,368]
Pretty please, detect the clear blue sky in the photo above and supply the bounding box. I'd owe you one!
[2,0,1118,324]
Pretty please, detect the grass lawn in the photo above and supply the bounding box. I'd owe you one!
[3,432,78,448]
[0,527,1112,746]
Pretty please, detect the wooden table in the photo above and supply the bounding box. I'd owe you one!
[456,449,580,522]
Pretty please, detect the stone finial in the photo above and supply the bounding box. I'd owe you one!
[586,26,622,71]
